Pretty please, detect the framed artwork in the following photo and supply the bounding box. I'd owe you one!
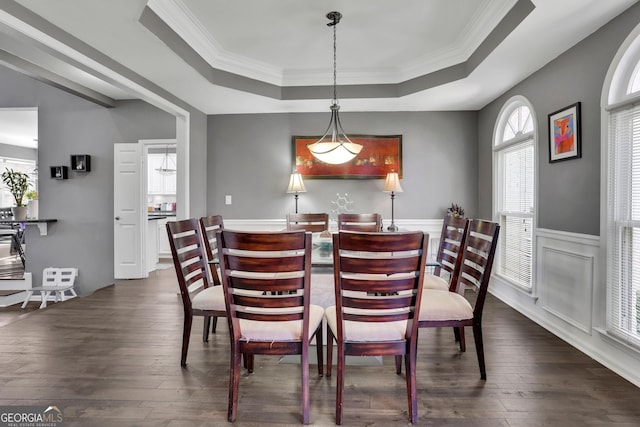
[548,102,581,163]
[292,134,402,179]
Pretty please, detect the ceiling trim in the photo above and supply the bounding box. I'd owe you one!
[140,0,535,102]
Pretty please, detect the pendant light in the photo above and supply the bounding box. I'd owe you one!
[156,145,176,176]
[307,11,362,165]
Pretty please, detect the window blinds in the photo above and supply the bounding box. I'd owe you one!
[498,141,534,288]
[607,105,640,346]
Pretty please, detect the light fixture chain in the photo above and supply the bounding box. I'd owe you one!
[333,21,337,103]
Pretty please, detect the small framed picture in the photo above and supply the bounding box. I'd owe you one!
[548,102,581,163]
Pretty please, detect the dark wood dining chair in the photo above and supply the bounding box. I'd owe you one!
[216,229,324,424]
[424,215,468,291]
[418,219,499,380]
[286,212,329,232]
[337,213,382,232]
[199,214,224,336]
[325,230,429,424]
[166,218,226,367]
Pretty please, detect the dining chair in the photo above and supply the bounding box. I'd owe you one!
[423,215,468,291]
[418,219,499,380]
[337,213,382,232]
[286,212,329,232]
[216,229,324,424]
[325,230,429,424]
[199,214,224,336]
[166,218,226,367]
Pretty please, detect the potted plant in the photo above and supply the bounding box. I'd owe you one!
[26,190,38,219]
[1,168,31,220]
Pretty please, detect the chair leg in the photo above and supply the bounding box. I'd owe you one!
[315,324,324,377]
[181,314,193,367]
[203,316,210,342]
[395,355,402,375]
[228,343,242,422]
[405,347,418,424]
[473,321,486,380]
[326,326,334,377]
[336,343,345,425]
[301,338,310,424]
[211,316,218,333]
[246,354,254,373]
[453,326,460,342]
[458,326,466,352]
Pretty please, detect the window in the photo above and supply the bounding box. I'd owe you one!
[606,33,640,346]
[494,98,536,289]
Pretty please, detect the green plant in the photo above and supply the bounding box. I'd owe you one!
[1,168,31,207]
[25,190,38,200]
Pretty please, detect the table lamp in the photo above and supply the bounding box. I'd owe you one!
[287,170,307,213]
[383,171,403,231]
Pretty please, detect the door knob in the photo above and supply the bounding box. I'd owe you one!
[115,216,120,220]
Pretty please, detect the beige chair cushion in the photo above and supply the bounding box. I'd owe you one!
[239,304,324,342]
[419,289,473,321]
[422,274,449,291]
[325,305,407,342]
[191,285,226,311]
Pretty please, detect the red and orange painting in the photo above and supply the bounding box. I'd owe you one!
[292,135,402,179]
[548,102,581,163]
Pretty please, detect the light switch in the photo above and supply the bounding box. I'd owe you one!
[225,195,232,205]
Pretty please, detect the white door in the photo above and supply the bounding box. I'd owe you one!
[114,143,145,279]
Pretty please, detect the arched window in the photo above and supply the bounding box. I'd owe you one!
[605,28,640,347]
[493,97,536,289]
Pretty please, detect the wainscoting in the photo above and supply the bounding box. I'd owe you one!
[224,218,444,259]
[490,227,640,388]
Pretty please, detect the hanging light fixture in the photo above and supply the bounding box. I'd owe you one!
[307,11,362,165]
[156,145,176,176]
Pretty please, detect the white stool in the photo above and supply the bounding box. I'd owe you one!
[21,267,78,309]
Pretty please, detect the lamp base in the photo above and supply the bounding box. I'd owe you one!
[387,223,398,232]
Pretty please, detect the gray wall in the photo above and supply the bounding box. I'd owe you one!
[478,1,640,236]
[208,111,479,222]
[0,64,175,295]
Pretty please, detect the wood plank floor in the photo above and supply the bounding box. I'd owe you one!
[1,267,639,426]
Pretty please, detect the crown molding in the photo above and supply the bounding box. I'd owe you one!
[147,0,283,85]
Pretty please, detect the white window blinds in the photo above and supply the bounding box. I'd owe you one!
[498,142,534,288]
[607,104,640,346]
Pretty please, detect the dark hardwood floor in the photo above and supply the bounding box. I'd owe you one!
[1,267,639,426]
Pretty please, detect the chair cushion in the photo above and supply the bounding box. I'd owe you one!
[239,304,324,342]
[422,274,449,291]
[325,305,407,342]
[191,285,226,311]
[418,289,473,321]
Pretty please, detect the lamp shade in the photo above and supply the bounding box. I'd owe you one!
[287,171,307,193]
[383,171,403,193]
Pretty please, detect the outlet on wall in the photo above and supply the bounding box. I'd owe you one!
[225,195,232,205]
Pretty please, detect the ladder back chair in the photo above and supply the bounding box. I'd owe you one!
[418,219,499,380]
[424,215,468,291]
[325,230,429,424]
[337,213,382,232]
[199,214,224,335]
[216,229,324,424]
[167,218,226,367]
[286,212,329,232]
